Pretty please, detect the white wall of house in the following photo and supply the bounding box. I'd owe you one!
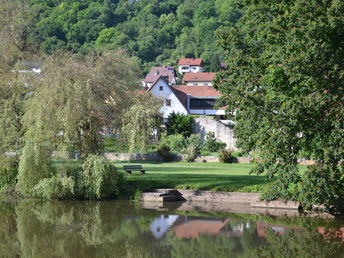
[149,78,188,119]
[178,65,204,74]
[185,81,212,86]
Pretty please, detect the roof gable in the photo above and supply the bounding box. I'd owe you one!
[144,66,175,84]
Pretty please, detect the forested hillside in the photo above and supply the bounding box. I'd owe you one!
[27,0,240,72]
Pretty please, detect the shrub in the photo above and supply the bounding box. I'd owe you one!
[80,155,123,200]
[183,145,197,162]
[187,134,202,155]
[219,149,236,163]
[168,134,186,153]
[166,112,193,137]
[32,176,75,200]
[157,144,173,162]
[0,156,18,189]
[202,132,226,152]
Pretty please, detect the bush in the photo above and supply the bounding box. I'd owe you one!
[219,149,236,163]
[187,134,202,155]
[183,145,197,162]
[0,156,18,189]
[168,134,186,153]
[32,176,75,200]
[166,112,193,137]
[202,132,226,152]
[157,144,173,162]
[80,155,123,200]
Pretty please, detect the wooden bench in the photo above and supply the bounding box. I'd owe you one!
[123,165,146,175]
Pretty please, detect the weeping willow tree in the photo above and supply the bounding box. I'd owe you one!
[122,93,162,153]
[0,0,35,165]
[17,50,141,195]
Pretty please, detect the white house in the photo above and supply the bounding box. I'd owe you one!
[148,76,225,119]
[178,58,204,74]
[182,72,216,86]
[148,76,188,120]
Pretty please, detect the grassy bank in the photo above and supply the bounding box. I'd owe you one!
[114,161,272,198]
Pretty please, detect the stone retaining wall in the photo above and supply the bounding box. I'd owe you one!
[193,117,237,150]
[103,152,314,164]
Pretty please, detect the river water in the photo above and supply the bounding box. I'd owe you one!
[0,198,344,258]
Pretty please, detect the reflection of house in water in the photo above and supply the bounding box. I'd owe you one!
[149,215,252,239]
[256,221,303,238]
[318,227,344,242]
[171,217,231,239]
[150,215,179,239]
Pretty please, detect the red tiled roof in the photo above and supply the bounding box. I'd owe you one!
[136,90,147,95]
[182,72,216,82]
[172,85,221,97]
[144,67,175,84]
[178,58,203,66]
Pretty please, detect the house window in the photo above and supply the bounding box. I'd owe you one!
[165,99,171,106]
[181,66,188,70]
[159,86,163,91]
[192,67,197,70]
[190,99,216,109]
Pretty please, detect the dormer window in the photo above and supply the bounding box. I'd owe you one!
[159,86,163,91]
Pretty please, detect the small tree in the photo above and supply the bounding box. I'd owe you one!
[166,112,193,137]
[122,93,162,153]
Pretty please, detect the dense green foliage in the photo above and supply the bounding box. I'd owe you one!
[32,156,123,200]
[80,155,123,200]
[202,132,226,153]
[166,112,194,137]
[215,0,344,212]
[27,0,240,72]
[218,149,235,163]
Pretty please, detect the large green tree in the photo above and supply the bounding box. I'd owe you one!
[17,50,141,195]
[0,0,35,167]
[215,0,344,211]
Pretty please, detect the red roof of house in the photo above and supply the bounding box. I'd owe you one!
[172,85,221,97]
[182,72,216,82]
[171,85,222,109]
[144,66,175,84]
[178,58,203,66]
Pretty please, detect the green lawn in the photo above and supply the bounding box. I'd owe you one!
[114,161,272,197]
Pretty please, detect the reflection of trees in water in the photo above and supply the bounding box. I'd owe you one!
[13,201,168,258]
[1,201,344,258]
[0,203,20,257]
[248,229,344,258]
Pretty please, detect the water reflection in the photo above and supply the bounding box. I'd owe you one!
[0,199,344,258]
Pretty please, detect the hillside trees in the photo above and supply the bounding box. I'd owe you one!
[27,0,241,72]
[215,0,344,211]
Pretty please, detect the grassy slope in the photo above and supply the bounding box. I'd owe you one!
[114,162,272,196]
